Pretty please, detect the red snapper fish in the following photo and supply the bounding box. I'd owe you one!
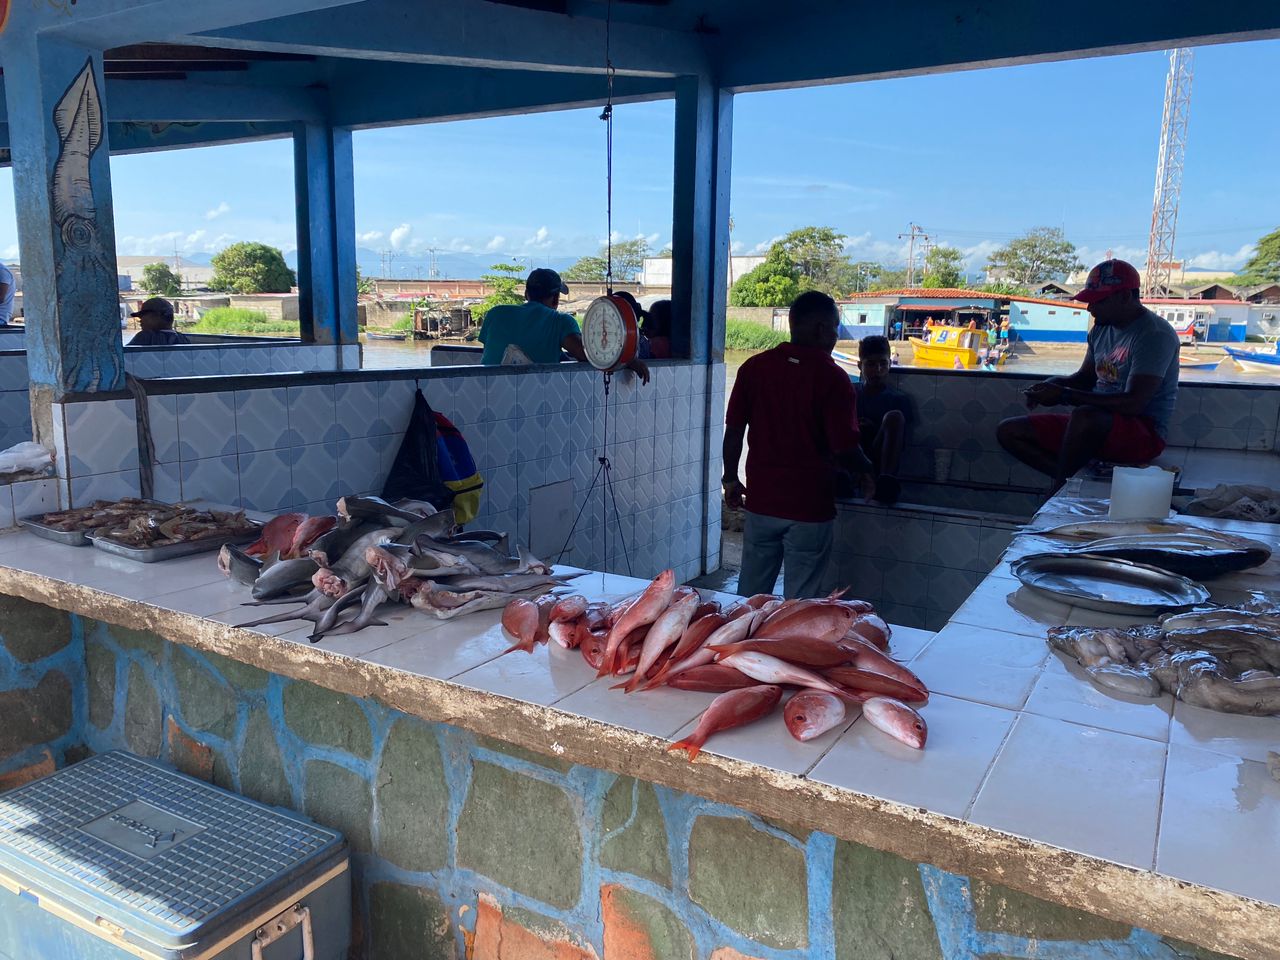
[823,666,927,704]
[862,696,928,749]
[244,512,307,558]
[784,690,847,742]
[719,651,845,696]
[710,636,852,669]
[665,664,757,692]
[500,598,540,654]
[622,593,700,692]
[668,684,783,761]
[600,570,676,676]
[641,613,727,690]
[846,613,891,649]
[550,594,589,623]
[840,639,928,697]
[287,515,338,559]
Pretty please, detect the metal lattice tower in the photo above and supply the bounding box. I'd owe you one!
[1143,48,1194,298]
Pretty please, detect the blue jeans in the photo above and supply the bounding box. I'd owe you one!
[738,510,834,599]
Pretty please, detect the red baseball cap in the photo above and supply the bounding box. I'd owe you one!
[1074,259,1141,304]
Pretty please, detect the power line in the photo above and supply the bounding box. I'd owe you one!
[897,222,930,286]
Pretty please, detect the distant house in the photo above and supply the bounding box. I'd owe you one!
[115,256,216,291]
[1034,280,1077,299]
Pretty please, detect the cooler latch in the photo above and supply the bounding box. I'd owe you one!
[251,903,314,960]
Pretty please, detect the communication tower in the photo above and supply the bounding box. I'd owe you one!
[1143,48,1194,297]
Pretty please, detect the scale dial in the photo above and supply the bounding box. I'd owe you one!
[582,295,639,371]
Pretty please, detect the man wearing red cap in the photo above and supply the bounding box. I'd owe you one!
[996,259,1179,490]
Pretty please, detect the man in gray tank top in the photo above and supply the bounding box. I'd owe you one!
[997,259,1179,491]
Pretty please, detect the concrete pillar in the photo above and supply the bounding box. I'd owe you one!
[293,122,357,353]
[4,36,124,438]
[670,76,733,363]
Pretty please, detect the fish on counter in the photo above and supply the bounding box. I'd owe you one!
[498,571,931,758]
[1047,600,1280,715]
[1036,520,1272,579]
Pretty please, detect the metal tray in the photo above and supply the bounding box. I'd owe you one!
[1010,552,1210,616]
[17,515,94,546]
[87,524,260,563]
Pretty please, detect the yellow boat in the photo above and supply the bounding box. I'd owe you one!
[909,326,984,368]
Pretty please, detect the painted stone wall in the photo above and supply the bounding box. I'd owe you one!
[8,614,1226,960]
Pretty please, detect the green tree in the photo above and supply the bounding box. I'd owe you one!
[728,259,802,308]
[866,267,910,291]
[848,261,883,293]
[767,226,854,296]
[355,266,375,295]
[140,262,182,297]
[209,242,296,294]
[923,246,966,288]
[1233,227,1280,285]
[985,227,1082,286]
[563,256,608,282]
[472,262,526,324]
[610,237,650,282]
[978,279,1031,296]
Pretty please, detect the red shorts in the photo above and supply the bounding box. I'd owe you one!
[1029,413,1166,464]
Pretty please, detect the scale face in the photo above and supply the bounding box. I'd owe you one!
[582,295,638,371]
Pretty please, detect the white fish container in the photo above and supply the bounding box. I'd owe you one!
[1109,465,1175,520]
[0,752,349,960]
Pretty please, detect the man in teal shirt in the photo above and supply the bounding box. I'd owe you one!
[479,268,585,365]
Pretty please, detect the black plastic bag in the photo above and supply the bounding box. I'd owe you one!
[381,388,455,509]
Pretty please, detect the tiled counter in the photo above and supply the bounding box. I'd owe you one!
[0,516,1277,958]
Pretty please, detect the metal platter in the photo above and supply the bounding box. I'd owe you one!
[87,525,260,564]
[1010,552,1210,616]
[18,515,95,546]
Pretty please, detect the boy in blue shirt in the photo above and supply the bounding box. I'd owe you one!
[479,268,582,365]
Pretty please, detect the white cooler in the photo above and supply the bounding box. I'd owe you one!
[0,752,349,960]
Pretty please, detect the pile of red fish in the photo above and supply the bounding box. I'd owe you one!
[500,569,929,761]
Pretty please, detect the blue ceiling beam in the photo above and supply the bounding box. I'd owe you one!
[718,0,1280,90]
[191,0,709,78]
[104,79,327,122]
[326,61,673,128]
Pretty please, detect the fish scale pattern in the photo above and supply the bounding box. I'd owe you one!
[0,613,1238,960]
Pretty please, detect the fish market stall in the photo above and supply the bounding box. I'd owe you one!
[1,462,1279,958]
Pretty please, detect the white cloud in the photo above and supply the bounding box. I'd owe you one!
[1075,244,1146,270]
[1185,244,1255,272]
[357,230,384,245]
[204,201,230,221]
[389,223,412,250]
[184,230,206,248]
[750,234,784,255]
[205,233,236,252]
[730,240,745,254]
[485,235,506,252]
[2,244,19,260]
[526,226,552,249]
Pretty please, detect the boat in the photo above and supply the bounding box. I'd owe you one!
[366,331,408,341]
[908,326,983,369]
[1222,345,1280,372]
[1178,356,1223,370]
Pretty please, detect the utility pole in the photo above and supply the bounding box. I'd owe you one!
[898,223,931,286]
[1144,48,1194,298]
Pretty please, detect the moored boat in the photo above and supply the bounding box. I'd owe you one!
[908,325,983,368]
[1222,344,1280,372]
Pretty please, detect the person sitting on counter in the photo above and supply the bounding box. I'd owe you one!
[0,262,16,326]
[723,291,875,600]
[996,258,1179,491]
[127,297,190,346]
[855,335,909,505]
[480,268,648,382]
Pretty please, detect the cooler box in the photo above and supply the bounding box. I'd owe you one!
[0,752,349,960]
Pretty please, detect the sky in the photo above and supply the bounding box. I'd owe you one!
[1,38,1278,276]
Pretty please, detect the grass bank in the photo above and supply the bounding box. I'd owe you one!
[187,307,297,336]
[725,319,787,351]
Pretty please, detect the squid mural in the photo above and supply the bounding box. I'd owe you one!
[50,59,122,392]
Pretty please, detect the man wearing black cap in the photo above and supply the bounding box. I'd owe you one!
[127,297,189,346]
[479,268,583,366]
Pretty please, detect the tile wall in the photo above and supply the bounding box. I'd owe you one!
[0,344,358,452]
[831,502,1018,630]
[39,361,725,584]
[892,370,1280,489]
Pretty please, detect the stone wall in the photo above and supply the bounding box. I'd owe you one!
[0,611,1234,960]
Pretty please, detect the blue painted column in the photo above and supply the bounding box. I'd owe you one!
[293,122,358,354]
[670,76,733,363]
[3,35,124,432]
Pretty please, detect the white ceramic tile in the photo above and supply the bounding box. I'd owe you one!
[286,384,339,445]
[1156,745,1280,904]
[908,622,1048,710]
[810,694,1016,818]
[146,395,181,463]
[950,576,1072,638]
[363,613,510,680]
[1169,700,1280,763]
[69,470,140,508]
[378,380,416,436]
[0,485,13,529]
[148,576,262,619]
[969,713,1166,868]
[153,461,183,503]
[176,392,238,460]
[885,624,935,661]
[179,456,240,508]
[485,374,520,422]
[288,442,341,506]
[1025,651,1173,742]
[9,481,57,527]
[552,675,713,739]
[234,388,289,453]
[237,448,294,512]
[1063,605,1159,629]
[65,399,138,477]
[333,381,381,442]
[275,606,421,658]
[335,436,384,497]
[452,641,599,707]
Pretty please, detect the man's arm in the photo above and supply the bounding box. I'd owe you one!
[722,419,747,509]
[561,332,588,362]
[1059,374,1163,416]
[1025,345,1097,408]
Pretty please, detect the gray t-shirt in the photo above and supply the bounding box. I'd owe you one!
[0,264,14,325]
[1085,307,1179,436]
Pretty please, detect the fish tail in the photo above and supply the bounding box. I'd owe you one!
[667,737,702,762]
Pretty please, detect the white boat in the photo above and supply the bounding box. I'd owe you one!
[1222,345,1280,372]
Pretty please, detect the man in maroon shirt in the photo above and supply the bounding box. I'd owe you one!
[723,291,874,598]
